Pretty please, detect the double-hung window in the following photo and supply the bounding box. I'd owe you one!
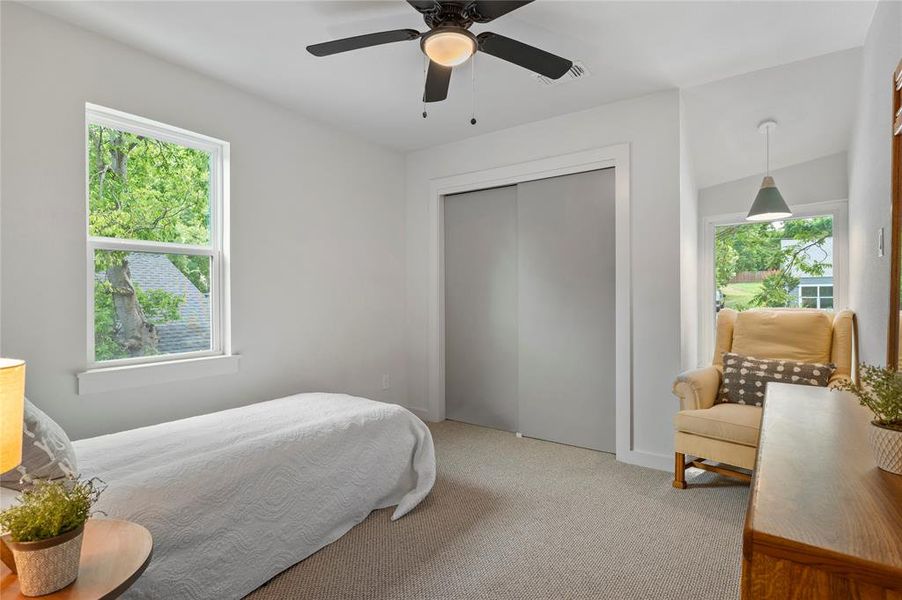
[85,104,229,368]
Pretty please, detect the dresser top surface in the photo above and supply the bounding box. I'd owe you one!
[745,383,902,574]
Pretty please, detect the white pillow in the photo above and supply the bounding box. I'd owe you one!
[0,399,78,490]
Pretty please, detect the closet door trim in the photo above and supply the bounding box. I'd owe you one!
[425,144,647,468]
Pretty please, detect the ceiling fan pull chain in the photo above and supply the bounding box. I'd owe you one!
[422,55,428,118]
[470,53,477,125]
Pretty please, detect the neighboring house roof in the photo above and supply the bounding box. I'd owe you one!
[98,253,210,354]
[780,236,833,278]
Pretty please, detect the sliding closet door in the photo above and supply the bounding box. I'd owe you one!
[516,169,616,452]
[444,186,519,431]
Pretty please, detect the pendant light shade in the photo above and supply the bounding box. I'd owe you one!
[747,176,792,222]
[747,120,792,222]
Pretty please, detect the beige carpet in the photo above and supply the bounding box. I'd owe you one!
[246,420,748,600]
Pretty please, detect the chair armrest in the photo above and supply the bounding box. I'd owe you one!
[672,366,721,411]
[828,373,852,390]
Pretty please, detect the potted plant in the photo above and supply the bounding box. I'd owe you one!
[0,478,103,596]
[836,364,902,475]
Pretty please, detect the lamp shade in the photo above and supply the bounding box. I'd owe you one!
[0,358,25,473]
[746,176,792,222]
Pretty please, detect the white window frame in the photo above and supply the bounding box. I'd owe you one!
[798,284,834,309]
[83,103,231,371]
[698,199,848,367]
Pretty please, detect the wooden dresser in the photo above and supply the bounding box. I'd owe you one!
[741,384,902,599]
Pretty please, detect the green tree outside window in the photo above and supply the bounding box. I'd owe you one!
[715,217,832,311]
[89,124,211,360]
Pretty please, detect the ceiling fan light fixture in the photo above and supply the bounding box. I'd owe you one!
[421,28,477,67]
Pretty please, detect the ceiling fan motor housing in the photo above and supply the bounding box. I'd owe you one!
[421,1,477,29]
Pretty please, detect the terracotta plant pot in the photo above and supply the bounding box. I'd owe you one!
[869,422,902,475]
[2,524,84,596]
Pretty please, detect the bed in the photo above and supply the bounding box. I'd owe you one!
[69,393,435,599]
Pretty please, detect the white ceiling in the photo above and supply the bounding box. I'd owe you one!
[683,48,863,189]
[29,0,876,159]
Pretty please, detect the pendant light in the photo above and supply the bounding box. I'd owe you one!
[746,120,792,221]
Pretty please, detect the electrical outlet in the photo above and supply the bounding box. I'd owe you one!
[381,374,391,390]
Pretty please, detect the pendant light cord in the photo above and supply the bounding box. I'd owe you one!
[765,125,770,177]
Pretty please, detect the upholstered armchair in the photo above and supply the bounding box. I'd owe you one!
[671,308,856,488]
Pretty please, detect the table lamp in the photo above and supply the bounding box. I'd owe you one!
[0,358,25,473]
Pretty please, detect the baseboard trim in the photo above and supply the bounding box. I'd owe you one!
[405,411,671,471]
[406,407,432,422]
[616,450,671,472]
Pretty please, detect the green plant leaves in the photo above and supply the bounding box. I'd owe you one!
[835,364,902,429]
[0,479,104,543]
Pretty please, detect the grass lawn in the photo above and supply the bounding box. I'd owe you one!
[721,282,762,309]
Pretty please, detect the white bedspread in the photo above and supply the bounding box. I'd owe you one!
[72,393,435,599]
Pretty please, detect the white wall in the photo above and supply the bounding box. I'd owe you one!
[699,152,849,217]
[682,49,861,190]
[405,90,682,466]
[848,0,902,365]
[0,4,408,439]
[679,94,699,371]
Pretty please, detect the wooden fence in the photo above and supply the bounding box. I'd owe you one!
[730,270,778,284]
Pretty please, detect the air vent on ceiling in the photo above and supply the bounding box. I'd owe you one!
[535,61,589,86]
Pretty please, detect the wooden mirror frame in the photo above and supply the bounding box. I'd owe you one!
[888,59,902,369]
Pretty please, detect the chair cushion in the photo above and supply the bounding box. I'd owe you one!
[731,309,834,364]
[674,403,763,447]
[717,352,834,406]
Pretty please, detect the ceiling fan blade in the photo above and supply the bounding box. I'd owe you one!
[470,0,534,22]
[423,60,452,103]
[307,29,420,57]
[407,0,439,13]
[476,32,572,79]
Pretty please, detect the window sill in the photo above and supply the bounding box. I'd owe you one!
[77,354,240,395]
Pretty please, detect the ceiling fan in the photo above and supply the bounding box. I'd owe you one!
[307,0,573,103]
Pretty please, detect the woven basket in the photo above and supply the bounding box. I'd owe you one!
[869,422,902,476]
[4,524,84,596]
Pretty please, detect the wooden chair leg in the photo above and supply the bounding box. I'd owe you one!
[672,452,688,489]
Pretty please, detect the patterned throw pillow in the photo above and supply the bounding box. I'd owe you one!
[0,398,78,490]
[718,353,835,407]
